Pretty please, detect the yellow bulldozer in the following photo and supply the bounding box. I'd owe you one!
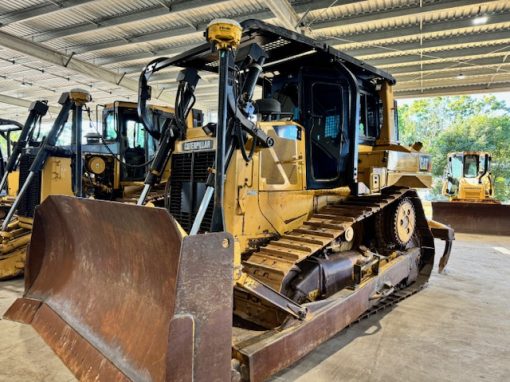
[432,151,510,235]
[6,19,453,381]
[442,151,496,202]
[0,90,187,279]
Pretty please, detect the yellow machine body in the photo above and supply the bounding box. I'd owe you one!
[4,19,453,382]
[85,101,192,197]
[7,171,19,197]
[40,157,74,201]
[168,87,434,279]
[169,82,433,263]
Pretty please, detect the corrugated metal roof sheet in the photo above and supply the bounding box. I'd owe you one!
[0,0,508,119]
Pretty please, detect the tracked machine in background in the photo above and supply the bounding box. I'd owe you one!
[0,91,182,279]
[442,151,497,203]
[0,117,23,185]
[0,101,49,216]
[6,19,453,381]
[83,100,180,204]
[433,151,510,235]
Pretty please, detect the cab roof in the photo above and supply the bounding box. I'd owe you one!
[167,19,396,84]
[104,101,174,114]
[449,151,491,157]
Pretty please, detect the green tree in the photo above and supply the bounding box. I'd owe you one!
[398,95,510,202]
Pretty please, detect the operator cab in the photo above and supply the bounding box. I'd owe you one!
[160,19,395,193]
[447,152,491,182]
[99,102,174,181]
[264,68,386,190]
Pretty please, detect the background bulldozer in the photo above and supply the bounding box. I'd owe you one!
[6,19,453,381]
[442,151,496,202]
[433,151,510,235]
[0,117,23,189]
[0,101,50,216]
[0,91,190,280]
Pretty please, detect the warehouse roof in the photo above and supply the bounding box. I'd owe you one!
[0,0,508,120]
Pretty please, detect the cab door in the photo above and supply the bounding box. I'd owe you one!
[300,68,351,190]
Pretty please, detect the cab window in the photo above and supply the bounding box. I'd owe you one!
[310,82,343,181]
[451,155,463,178]
[464,155,478,178]
[271,78,300,120]
[56,121,73,146]
[359,93,380,140]
[103,112,117,141]
[126,119,145,149]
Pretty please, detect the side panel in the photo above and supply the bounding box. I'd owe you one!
[7,170,19,196]
[358,149,432,191]
[40,157,74,201]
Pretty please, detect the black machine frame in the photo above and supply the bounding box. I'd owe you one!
[137,19,397,229]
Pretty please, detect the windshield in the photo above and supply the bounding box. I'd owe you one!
[103,111,117,141]
[463,154,479,178]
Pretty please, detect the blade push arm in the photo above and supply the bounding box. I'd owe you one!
[193,22,273,234]
[137,68,200,205]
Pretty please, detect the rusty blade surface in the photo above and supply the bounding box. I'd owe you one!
[166,232,234,382]
[432,201,510,235]
[5,195,234,382]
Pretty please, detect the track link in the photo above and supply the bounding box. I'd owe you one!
[350,283,426,326]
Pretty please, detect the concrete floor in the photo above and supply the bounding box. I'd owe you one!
[1,234,509,382]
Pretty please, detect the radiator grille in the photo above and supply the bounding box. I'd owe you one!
[18,154,41,218]
[168,151,215,233]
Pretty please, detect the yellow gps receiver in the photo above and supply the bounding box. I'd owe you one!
[206,19,242,50]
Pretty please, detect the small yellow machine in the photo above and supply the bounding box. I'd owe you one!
[6,19,453,381]
[442,151,497,202]
[0,92,181,279]
[433,151,509,235]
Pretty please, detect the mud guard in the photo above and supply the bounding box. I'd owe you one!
[4,196,233,382]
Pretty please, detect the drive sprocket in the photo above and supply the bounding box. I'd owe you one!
[376,196,416,249]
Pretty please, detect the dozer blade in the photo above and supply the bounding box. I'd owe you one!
[4,195,234,382]
[432,201,510,235]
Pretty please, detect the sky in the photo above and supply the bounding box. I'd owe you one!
[399,91,510,106]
